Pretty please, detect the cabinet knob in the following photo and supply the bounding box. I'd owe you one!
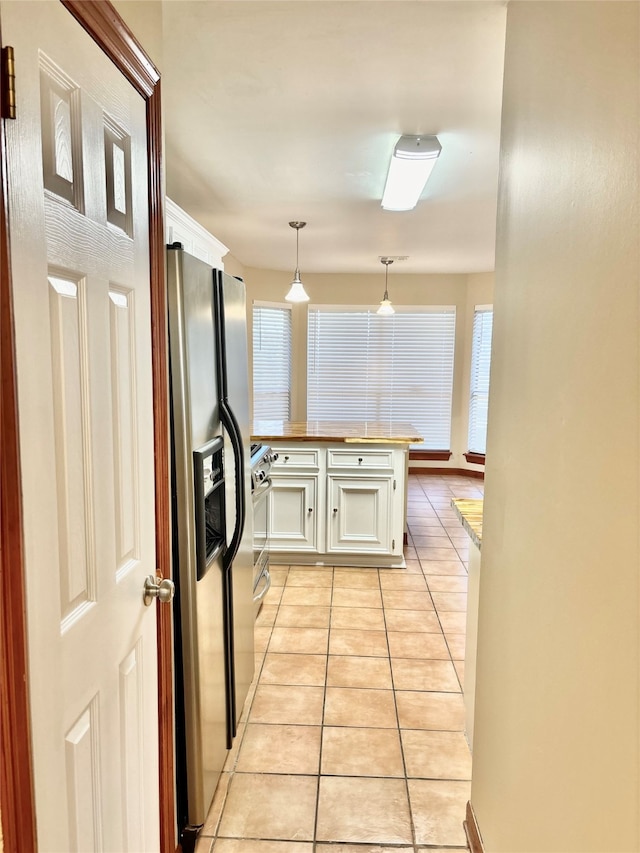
[284,455,289,462]
[333,508,338,513]
[358,457,363,464]
[308,507,313,513]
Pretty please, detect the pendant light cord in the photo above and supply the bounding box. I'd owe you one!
[381,257,393,299]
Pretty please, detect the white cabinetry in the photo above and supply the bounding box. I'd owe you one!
[268,442,407,567]
[270,475,319,552]
[269,447,321,551]
[327,476,393,554]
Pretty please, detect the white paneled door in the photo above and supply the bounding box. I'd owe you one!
[1,2,160,850]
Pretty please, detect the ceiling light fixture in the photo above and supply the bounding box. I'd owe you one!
[381,135,442,212]
[377,257,395,316]
[285,221,310,303]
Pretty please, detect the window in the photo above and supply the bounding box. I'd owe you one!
[468,306,493,455]
[307,306,456,449]
[252,303,292,420]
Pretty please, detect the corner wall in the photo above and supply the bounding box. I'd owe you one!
[471,3,639,850]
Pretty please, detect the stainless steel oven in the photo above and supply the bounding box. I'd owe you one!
[250,444,276,615]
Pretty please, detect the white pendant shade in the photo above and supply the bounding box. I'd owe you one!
[377,297,395,315]
[285,273,310,303]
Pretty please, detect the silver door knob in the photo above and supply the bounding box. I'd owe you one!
[144,575,175,606]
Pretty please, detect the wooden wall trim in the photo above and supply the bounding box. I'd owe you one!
[409,449,452,461]
[148,80,176,853]
[0,74,38,853]
[464,451,486,465]
[60,0,159,96]
[464,800,485,853]
[408,466,485,480]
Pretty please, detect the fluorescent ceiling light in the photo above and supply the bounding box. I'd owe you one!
[381,135,441,211]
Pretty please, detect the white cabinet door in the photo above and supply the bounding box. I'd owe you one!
[327,476,393,554]
[270,476,319,552]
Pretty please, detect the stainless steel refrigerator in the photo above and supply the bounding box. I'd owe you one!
[166,245,255,838]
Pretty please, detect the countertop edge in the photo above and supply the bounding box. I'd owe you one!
[252,435,420,445]
[251,421,423,445]
[451,498,483,550]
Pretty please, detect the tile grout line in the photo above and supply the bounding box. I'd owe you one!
[312,565,334,850]
[380,563,419,853]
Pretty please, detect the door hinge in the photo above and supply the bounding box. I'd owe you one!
[392,539,396,550]
[1,46,16,119]
[393,479,396,490]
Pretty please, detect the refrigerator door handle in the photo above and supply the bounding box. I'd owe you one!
[220,399,246,571]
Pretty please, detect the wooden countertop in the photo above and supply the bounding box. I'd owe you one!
[251,420,423,445]
[451,498,483,549]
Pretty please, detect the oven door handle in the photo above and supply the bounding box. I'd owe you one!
[253,567,272,604]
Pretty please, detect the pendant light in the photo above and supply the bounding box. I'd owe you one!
[377,257,395,315]
[285,221,310,303]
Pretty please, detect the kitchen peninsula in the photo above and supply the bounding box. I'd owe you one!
[252,421,422,568]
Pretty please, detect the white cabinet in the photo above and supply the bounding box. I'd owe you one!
[266,442,407,567]
[269,475,319,552]
[327,476,393,554]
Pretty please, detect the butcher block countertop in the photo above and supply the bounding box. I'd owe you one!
[451,498,483,550]
[251,420,423,445]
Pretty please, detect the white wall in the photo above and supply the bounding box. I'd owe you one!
[471,3,639,850]
[243,266,493,469]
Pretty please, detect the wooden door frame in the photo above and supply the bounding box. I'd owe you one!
[0,2,174,850]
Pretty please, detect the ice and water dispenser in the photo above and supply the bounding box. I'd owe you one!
[193,436,225,579]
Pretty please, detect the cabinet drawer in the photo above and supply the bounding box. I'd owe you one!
[273,448,320,469]
[327,449,394,470]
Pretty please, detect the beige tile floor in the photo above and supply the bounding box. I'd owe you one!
[197,473,484,853]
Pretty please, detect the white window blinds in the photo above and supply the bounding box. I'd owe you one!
[308,306,456,449]
[252,304,292,420]
[468,306,493,455]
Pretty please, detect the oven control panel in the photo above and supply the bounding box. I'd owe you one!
[250,444,277,492]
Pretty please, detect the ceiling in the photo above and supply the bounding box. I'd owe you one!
[161,1,507,275]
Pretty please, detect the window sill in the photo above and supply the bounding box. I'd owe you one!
[464,451,485,465]
[409,450,452,461]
